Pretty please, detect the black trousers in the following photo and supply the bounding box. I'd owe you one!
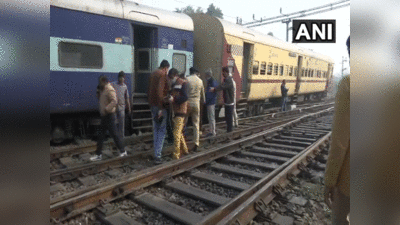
[166,107,174,143]
[225,105,234,133]
[96,113,125,155]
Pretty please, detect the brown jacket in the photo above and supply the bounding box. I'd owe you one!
[324,75,350,196]
[171,78,188,117]
[148,69,169,109]
[99,83,117,116]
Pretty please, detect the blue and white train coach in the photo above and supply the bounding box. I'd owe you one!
[50,0,194,143]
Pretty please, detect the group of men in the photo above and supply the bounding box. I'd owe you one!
[148,60,239,164]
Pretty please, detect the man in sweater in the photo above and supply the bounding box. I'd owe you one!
[91,75,126,161]
[229,72,239,127]
[205,68,218,137]
[186,67,205,152]
[167,68,189,159]
[148,60,170,164]
[111,71,131,138]
[324,36,350,224]
[211,67,234,133]
[281,80,289,112]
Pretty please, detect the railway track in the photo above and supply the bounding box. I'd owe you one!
[50,105,334,224]
[49,100,331,162]
[50,102,333,202]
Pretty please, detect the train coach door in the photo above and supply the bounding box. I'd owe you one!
[133,25,157,94]
[295,56,303,96]
[242,43,254,97]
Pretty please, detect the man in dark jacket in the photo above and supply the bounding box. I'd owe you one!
[212,67,234,133]
[205,68,218,137]
[148,60,170,164]
[167,68,189,159]
[281,79,289,111]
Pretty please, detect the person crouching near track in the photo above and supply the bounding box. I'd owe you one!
[91,75,126,161]
[167,68,189,159]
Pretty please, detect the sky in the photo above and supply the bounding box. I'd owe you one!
[132,0,350,77]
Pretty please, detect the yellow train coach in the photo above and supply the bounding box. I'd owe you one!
[191,14,334,117]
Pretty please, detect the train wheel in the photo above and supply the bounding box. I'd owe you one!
[51,127,65,144]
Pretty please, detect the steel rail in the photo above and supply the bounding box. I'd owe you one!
[50,107,333,221]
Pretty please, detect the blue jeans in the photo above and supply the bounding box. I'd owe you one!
[151,106,167,160]
[281,97,288,111]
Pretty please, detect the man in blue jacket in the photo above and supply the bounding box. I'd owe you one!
[204,68,218,137]
[281,79,289,111]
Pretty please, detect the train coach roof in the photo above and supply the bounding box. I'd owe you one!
[218,18,334,63]
[51,0,194,31]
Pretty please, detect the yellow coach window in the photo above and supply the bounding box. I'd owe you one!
[260,62,266,75]
[253,61,259,75]
[267,63,273,75]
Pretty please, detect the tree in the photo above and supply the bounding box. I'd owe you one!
[206,3,223,19]
[175,6,195,14]
[268,32,274,36]
[175,4,223,19]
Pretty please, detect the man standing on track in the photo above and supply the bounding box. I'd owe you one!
[204,68,218,137]
[281,79,289,112]
[148,60,170,165]
[229,71,239,128]
[186,67,205,152]
[111,71,131,138]
[324,36,350,225]
[211,67,234,133]
[167,68,189,159]
[91,75,126,161]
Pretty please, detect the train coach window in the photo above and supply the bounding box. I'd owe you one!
[260,62,266,75]
[285,65,289,76]
[279,65,284,76]
[311,70,314,77]
[253,61,259,75]
[274,64,278,75]
[289,66,293,76]
[172,53,186,74]
[59,42,103,68]
[294,67,298,76]
[267,63,273,75]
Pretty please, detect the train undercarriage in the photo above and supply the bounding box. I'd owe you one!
[50,92,327,145]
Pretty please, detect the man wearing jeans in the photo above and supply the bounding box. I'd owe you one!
[148,60,170,164]
[111,71,131,138]
[205,68,218,137]
[281,79,289,112]
[212,67,234,133]
[91,75,126,161]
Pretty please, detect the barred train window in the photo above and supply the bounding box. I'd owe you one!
[260,62,266,75]
[311,70,314,77]
[279,65,284,76]
[172,53,186,74]
[285,65,289,76]
[59,42,103,68]
[267,63,273,75]
[253,61,259,75]
[274,64,278,75]
[289,66,293,76]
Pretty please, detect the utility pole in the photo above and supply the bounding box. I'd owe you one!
[282,19,292,42]
[341,56,348,77]
[280,8,292,42]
